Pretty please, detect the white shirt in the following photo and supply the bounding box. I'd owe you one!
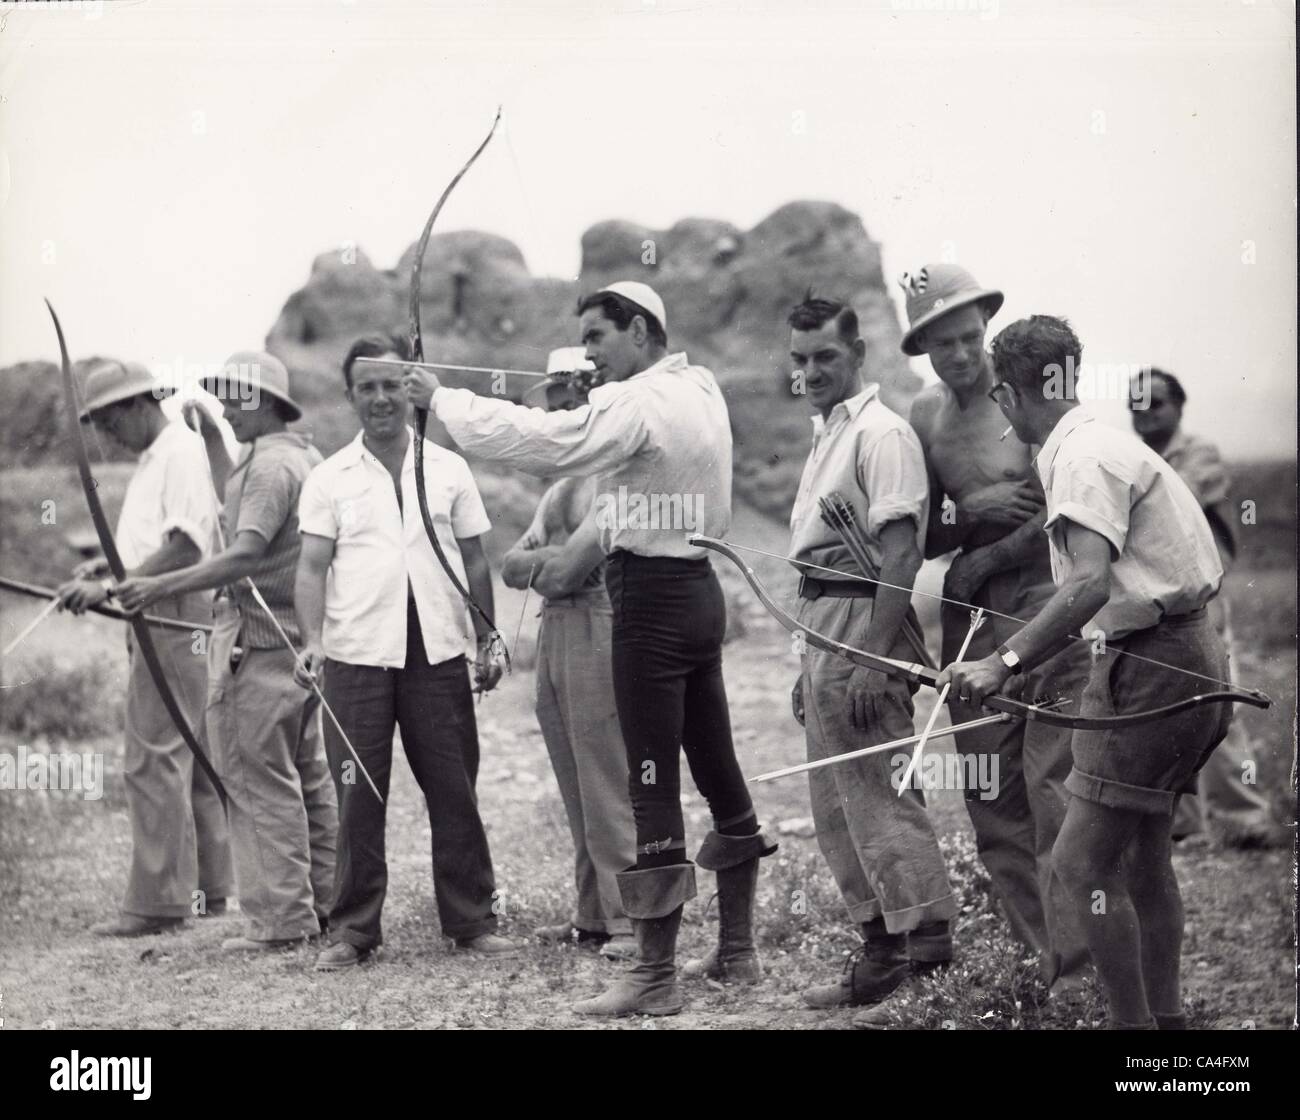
[297,432,492,668]
[432,351,731,558]
[116,419,220,570]
[789,384,929,575]
[1036,407,1223,639]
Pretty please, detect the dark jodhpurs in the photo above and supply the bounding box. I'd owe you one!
[605,551,755,866]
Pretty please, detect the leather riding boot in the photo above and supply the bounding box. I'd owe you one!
[683,828,777,984]
[572,864,696,1017]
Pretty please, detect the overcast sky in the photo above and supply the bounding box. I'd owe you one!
[2,0,1295,457]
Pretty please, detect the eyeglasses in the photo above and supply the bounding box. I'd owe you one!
[987,380,1012,405]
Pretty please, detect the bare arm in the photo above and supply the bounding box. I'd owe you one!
[181,398,235,495]
[856,517,922,657]
[1001,521,1111,667]
[58,528,203,614]
[128,530,203,578]
[939,521,1113,704]
[532,516,606,600]
[842,516,924,730]
[457,535,497,646]
[115,531,271,612]
[500,497,558,589]
[943,507,1048,603]
[294,532,335,677]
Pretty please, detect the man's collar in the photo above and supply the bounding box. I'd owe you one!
[1035,405,1092,476]
[628,352,688,382]
[810,383,879,433]
[340,428,411,470]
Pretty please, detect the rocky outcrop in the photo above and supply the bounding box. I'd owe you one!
[258,201,920,521]
[3,204,921,525]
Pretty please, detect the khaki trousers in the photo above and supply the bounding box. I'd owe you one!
[536,592,636,935]
[205,603,337,940]
[799,594,957,936]
[122,592,231,918]
[940,568,1091,986]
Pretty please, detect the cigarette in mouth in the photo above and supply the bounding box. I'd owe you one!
[998,424,1014,441]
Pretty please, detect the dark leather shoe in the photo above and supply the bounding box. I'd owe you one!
[92,913,185,938]
[455,933,523,957]
[314,941,371,971]
[803,944,910,1009]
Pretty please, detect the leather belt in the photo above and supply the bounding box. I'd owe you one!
[798,574,876,601]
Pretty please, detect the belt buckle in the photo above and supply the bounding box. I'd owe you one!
[798,574,822,601]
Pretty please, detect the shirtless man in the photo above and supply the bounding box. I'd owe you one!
[900,263,1090,992]
[502,349,637,959]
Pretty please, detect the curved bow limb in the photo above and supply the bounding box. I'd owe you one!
[689,534,1273,731]
[408,107,510,672]
[47,299,228,806]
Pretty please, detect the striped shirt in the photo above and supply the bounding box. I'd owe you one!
[222,432,322,648]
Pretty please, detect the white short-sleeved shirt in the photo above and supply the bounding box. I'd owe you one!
[298,432,492,668]
[1036,407,1223,639]
[117,419,220,571]
[789,384,929,575]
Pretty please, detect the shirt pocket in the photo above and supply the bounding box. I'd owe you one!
[334,486,375,540]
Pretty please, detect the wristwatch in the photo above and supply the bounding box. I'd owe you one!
[996,643,1024,674]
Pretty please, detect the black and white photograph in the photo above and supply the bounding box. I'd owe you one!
[0,0,1294,1063]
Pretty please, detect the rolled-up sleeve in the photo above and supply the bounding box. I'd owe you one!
[859,427,929,544]
[159,437,218,556]
[1044,456,1130,557]
[297,466,338,540]
[433,385,648,477]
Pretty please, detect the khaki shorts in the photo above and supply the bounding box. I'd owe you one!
[1065,609,1232,816]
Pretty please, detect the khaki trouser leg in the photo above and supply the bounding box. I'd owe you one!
[1186,600,1272,831]
[800,596,957,933]
[536,599,635,936]
[206,610,337,941]
[122,593,227,919]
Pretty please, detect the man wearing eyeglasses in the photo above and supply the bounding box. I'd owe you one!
[941,316,1230,1031]
[896,265,1091,1006]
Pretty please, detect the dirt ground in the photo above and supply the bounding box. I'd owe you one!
[0,556,1293,1031]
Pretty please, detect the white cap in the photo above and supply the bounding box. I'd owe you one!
[594,281,667,336]
[546,346,595,375]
